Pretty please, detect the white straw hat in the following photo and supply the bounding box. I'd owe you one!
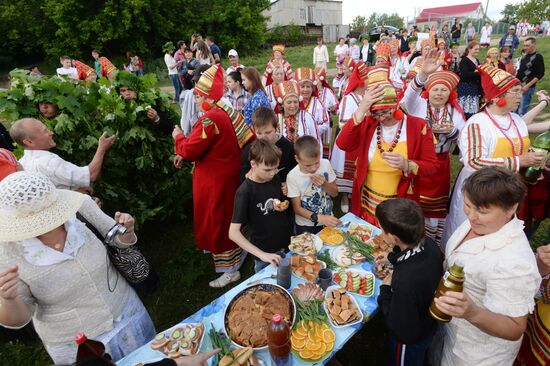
[0,171,86,242]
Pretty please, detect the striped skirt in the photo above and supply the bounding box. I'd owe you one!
[212,247,246,273]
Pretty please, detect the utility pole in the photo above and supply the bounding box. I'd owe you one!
[484,0,489,21]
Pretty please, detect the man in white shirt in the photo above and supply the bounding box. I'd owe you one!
[9,118,115,191]
[226,49,245,74]
[56,56,78,80]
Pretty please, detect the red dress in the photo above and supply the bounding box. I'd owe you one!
[175,107,242,254]
[335,115,439,221]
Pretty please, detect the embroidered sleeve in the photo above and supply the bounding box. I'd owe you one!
[465,123,518,171]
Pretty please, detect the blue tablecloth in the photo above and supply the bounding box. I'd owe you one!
[117,213,382,366]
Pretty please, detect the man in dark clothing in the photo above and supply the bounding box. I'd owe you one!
[376,199,443,366]
[398,29,410,54]
[0,123,14,151]
[206,36,222,65]
[451,21,462,43]
[517,37,545,115]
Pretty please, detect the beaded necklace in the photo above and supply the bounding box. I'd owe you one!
[484,110,524,156]
[376,120,403,153]
[426,105,449,126]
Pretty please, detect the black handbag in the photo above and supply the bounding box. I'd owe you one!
[76,213,160,295]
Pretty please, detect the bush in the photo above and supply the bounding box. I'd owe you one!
[0,70,192,226]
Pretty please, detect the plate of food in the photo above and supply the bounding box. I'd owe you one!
[318,227,345,246]
[291,282,324,303]
[332,269,375,297]
[289,232,323,256]
[150,323,205,358]
[291,319,335,363]
[347,224,374,242]
[324,286,364,328]
[224,283,296,350]
[290,255,326,282]
[330,245,366,267]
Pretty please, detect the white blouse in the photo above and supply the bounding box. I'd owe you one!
[442,217,540,366]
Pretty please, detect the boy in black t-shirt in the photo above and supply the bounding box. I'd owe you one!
[240,107,296,194]
[230,139,292,272]
[375,198,443,365]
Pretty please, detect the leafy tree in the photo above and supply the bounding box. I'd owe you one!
[500,3,521,25]
[0,0,270,67]
[365,13,404,31]
[0,71,192,225]
[351,15,367,33]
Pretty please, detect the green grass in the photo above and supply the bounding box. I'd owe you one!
[2,38,550,365]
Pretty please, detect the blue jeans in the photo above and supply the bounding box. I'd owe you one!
[518,86,535,116]
[387,335,433,366]
[169,74,181,102]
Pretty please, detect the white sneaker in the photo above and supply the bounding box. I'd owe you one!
[340,202,349,213]
[209,271,241,288]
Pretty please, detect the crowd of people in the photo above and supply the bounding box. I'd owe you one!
[0,21,550,366]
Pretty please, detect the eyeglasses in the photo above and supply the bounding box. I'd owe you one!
[372,110,393,117]
[506,90,522,96]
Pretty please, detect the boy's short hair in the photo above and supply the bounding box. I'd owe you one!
[376,198,425,246]
[59,56,71,62]
[294,136,320,159]
[249,139,281,167]
[252,107,277,130]
[462,167,526,211]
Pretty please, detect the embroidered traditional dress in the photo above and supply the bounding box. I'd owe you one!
[402,83,466,245]
[318,86,338,158]
[443,110,531,245]
[331,92,361,194]
[276,110,319,144]
[175,65,254,273]
[303,96,329,146]
[265,84,278,109]
[336,115,439,225]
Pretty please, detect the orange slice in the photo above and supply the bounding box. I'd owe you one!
[292,329,306,340]
[322,328,336,343]
[306,341,322,352]
[315,342,327,355]
[291,336,306,350]
[325,341,335,352]
[299,350,314,360]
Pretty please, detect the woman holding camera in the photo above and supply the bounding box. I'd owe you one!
[0,172,155,365]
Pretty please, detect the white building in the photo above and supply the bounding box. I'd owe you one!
[263,0,348,42]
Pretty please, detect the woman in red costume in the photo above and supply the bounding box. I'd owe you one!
[172,65,255,288]
[401,50,466,246]
[263,44,293,86]
[335,67,438,225]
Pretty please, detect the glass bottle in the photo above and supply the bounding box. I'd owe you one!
[522,129,550,184]
[429,264,465,323]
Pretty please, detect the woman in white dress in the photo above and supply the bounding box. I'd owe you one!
[480,22,493,48]
[435,167,541,366]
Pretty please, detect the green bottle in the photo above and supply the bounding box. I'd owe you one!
[522,129,550,184]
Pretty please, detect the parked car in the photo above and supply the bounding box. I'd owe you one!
[360,25,400,42]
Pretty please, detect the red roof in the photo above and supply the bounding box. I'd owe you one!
[416,2,482,23]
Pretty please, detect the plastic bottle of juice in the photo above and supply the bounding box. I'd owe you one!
[267,314,292,366]
[75,332,106,362]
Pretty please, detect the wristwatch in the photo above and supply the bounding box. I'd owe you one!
[310,212,319,225]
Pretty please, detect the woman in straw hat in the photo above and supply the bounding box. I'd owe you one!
[401,49,466,246]
[172,64,254,288]
[443,65,550,245]
[330,61,369,213]
[0,172,155,364]
[335,67,438,225]
[273,80,319,147]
